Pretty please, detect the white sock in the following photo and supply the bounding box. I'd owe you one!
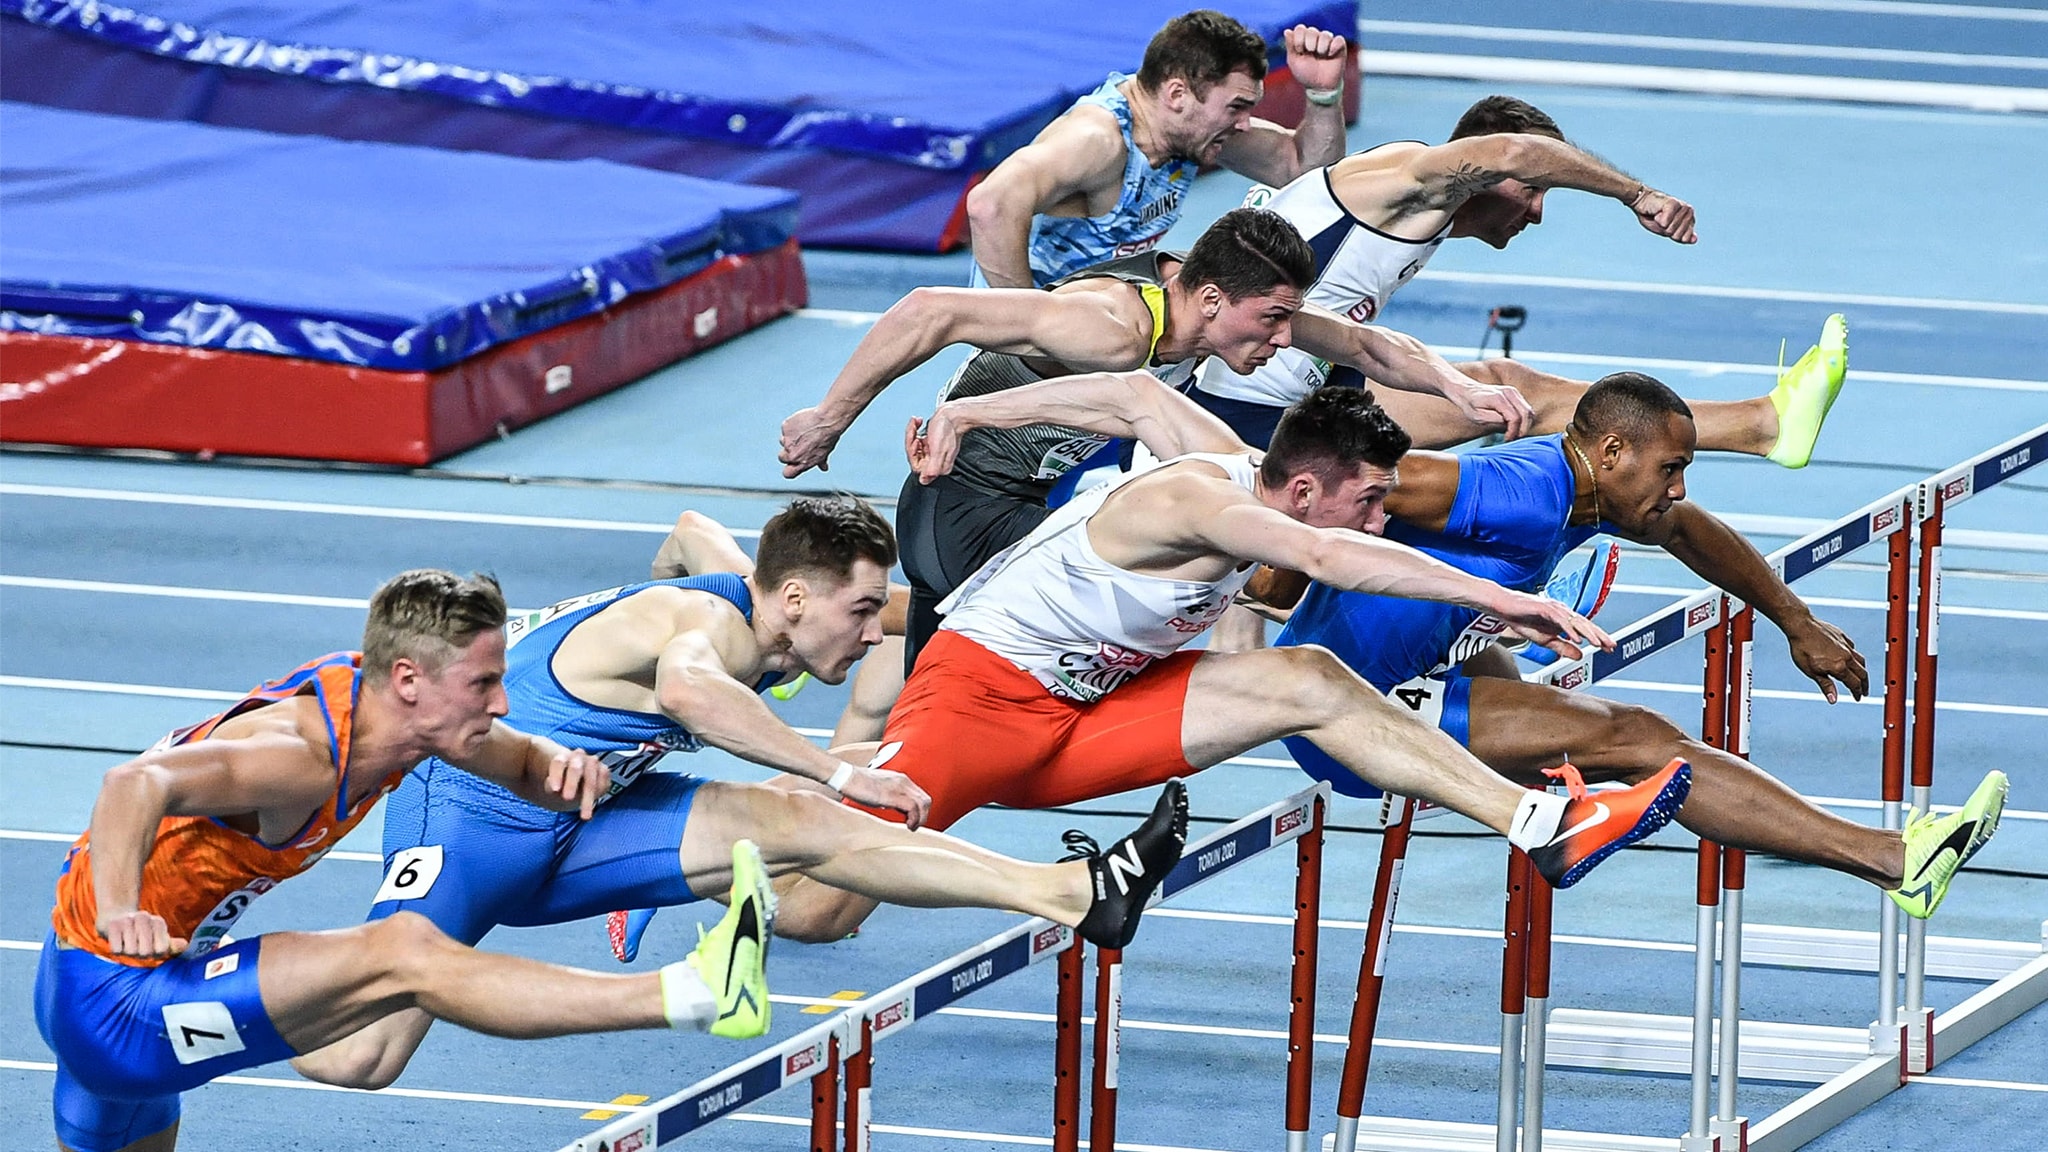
[659,961,717,1031]
[1507,791,1568,851]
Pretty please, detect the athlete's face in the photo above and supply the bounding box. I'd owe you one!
[781,558,891,685]
[1167,70,1263,165]
[1450,179,1547,249]
[1203,284,1304,373]
[1597,413,1696,534]
[1285,461,1399,535]
[410,629,510,758]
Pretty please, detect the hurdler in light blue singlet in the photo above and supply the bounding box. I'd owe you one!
[973,73,1198,288]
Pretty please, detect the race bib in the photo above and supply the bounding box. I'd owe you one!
[183,877,278,957]
[162,1000,246,1065]
[373,845,445,904]
[505,586,625,650]
[1383,674,1448,730]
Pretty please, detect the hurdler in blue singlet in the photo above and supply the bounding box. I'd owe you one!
[1277,436,1616,795]
[970,73,1198,288]
[368,573,782,943]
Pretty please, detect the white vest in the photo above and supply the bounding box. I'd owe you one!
[938,453,1262,702]
[1197,147,1449,406]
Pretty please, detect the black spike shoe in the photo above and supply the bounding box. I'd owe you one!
[1069,779,1189,949]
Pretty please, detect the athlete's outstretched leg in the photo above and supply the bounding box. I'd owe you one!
[1178,647,1689,888]
[679,781,1182,948]
[1462,674,1902,886]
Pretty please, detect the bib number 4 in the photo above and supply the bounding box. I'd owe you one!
[1385,674,1448,729]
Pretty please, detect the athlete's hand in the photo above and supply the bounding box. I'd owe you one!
[836,763,933,832]
[904,411,966,484]
[779,407,846,478]
[1282,25,1349,94]
[98,910,188,959]
[1446,377,1535,440]
[1786,615,1867,703]
[545,748,610,819]
[1630,188,1697,244]
[1487,588,1615,661]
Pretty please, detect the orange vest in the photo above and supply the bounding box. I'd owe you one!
[50,652,405,966]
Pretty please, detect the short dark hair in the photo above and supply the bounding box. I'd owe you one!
[754,496,897,590]
[1451,95,1564,142]
[362,569,506,682]
[1177,208,1314,302]
[1570,372,1694,443]
[1136,10,1268,97]
[1261,386,1412,487]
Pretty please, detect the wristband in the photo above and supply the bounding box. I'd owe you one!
[825,761,857,793]
[1303,85,1342,107]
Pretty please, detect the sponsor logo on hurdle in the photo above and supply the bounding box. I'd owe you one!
[949,959,996,995]
[1686,601,1717,630]
[1195,839,1238,874]
[1999,446,2032,476]
[1940,474,1972,502]
[785,1043,822,1080]
[1273,802,1311,838]
[1620,632,1658,661]
[694,1082,743,1122]
[1870,505,1901,535]
[600,1124,653,1152]
[872,996,913,1038]
[1554,665,1590,691]
[1809,534,1846,565]
[1031,924,1068,959]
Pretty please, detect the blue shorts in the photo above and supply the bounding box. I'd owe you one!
[369,763,707,944]
[1283,673,1473,799]
[34,930,292,1151]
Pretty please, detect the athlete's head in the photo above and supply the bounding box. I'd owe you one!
[1260,385,1411,534]
[1446,95,1566,249]
[1567,372,1696,534]
[1178,208,1314,373]
[754,495,897,683]
[363,569,509,757]
[1136,10,1269,165]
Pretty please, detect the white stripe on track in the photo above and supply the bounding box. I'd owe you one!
[0,483,727,535]
[1357,18,2048,71]
[1916,1074,2048,1092]
[1631,0,2048,25]
[1597,677,2048,717]
[1612,583,2048,621]
[0,575,370,610]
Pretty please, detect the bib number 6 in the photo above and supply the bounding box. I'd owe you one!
[373,845,445,905]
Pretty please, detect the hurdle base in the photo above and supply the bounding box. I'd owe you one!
[1904,1007,1936,1074]
[1546,1010,1869,1083]
[1322,1119,1681,1151]
[1737,923,2041,981]
[1709,1116,1748,1152]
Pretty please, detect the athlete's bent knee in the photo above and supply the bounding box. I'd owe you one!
[1594,703,1693,773]
[772,880,872,945]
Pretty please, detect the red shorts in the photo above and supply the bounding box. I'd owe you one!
[868,630,1199,831]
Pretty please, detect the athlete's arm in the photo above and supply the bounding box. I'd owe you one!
[964,110,1129,289]
[1380,451,1462,533]
[653,627,933,828]
[1215,26,1350,186]
[446,724,611,819]
[652,511,752,580]
[1637,502,1869,702]
[1394,134,1696,243]
[1290,308,1536,439]
[904,370,1247,483]
[1183,481,1610,658]
[779,286,1151,478]
[87,709,334,957]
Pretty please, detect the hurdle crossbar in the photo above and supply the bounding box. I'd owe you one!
[555,1015,849,1152]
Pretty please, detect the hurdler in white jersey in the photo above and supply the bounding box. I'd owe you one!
[1179,95,1845,474]
[767,385,1700,947]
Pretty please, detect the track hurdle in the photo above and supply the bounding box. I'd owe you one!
[1077,782,1333,1152]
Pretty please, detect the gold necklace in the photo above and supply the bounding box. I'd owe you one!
[1563,432,1602,525]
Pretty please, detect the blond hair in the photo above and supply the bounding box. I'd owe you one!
[361,569,506,682]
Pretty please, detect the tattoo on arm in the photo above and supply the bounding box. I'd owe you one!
[1439,162,1508,203]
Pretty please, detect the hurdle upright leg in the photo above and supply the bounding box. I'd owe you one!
[843,1018,873,1152]
[1521,865,1553,1152]
[1054,943,1084,1152]
[1715,606,1753,1151]
[812,1034,840,1152]
[1090,946,1124,1151]
[1906,485,1945,1072]
[1682,606,1730,1152]
[1498,848,1532,1152]
[1286,796,1326,1152]
[1331,796,1416,1152]
[1875,500,1913,1054]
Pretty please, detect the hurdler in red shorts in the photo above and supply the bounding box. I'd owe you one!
[769,424,1691,944]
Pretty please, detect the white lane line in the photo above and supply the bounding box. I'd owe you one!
[1612,583,2048,621]
[0,575,370,610]
[1631,0,2048,25]
[0,675,242,701]
[1917,1074,2048,1092]
[1413,269,2048,317]
[1361,49,2048,113]
[0,484,686,535]
[1358,18,2048,71]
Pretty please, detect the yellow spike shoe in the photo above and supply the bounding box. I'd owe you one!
[687,838,775,1038]
[1766,313,1849,468]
